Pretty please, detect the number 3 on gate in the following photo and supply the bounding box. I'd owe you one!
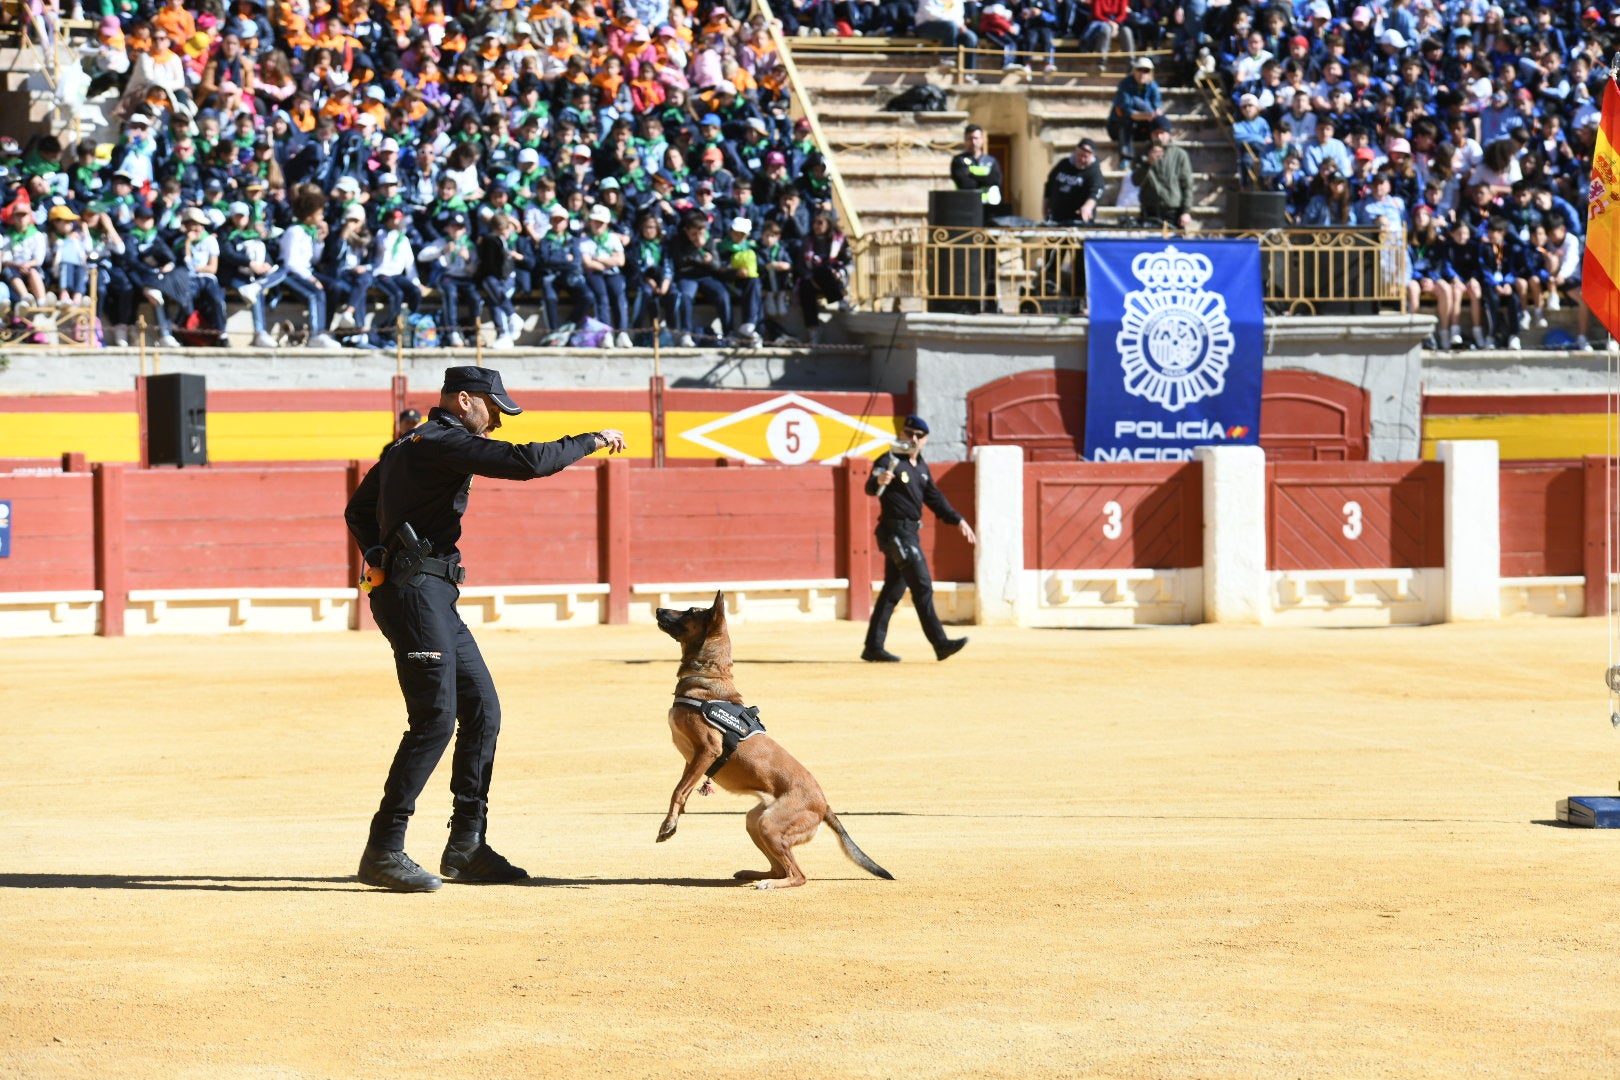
[1341,500,1363,541]
[1101,500,1123,540]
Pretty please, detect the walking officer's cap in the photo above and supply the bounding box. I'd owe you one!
[903,414,930,435]
[443,366,523,415]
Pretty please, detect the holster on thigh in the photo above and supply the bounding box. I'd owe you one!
[880,531,923,571]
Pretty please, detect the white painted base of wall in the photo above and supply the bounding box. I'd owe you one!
[1500,577,1587,617]
[870,580,977,626]
[1267,568,1446,626]
[1021,569,1204,627]
[630,580,848,623]
[457,585,609,628]
[125,589,358,635]
[0,591,103,637]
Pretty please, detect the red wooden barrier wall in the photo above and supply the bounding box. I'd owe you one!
[0,473,96,592]
[456,467,603,585]
[630,466,841,582]
[1021,462,1203,570]
[1267,462,1444,571]
[1499,461,1584,578]
[121,467,353,590]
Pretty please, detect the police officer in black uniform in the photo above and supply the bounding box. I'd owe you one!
[862,414,976,664]
[344,366,627,892]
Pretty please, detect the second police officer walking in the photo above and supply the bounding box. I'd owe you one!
[344,366,626,893]
[862,415,977,664]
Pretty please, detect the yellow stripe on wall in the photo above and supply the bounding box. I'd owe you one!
[1,412,141,462]
[668,411,898,461]
[1422,414,1609,460]
[492,410,654,454]
[208,411,395,461]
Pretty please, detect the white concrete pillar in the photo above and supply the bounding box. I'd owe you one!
[1436,439,1501,621]
[1195,445,1269,624]
[973,445,1024,626]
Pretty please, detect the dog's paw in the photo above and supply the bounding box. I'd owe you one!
[656,820,678,842]
[733,869,771,881]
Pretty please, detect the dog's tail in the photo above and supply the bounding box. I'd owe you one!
[825,811,894,880]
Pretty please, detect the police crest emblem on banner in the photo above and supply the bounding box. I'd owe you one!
[1085,239,1265,462]
[1115,247,1235,413]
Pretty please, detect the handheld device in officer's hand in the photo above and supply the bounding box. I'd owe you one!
[891,439,918,454]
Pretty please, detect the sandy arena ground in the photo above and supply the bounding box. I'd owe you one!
[3,615,1620,1078]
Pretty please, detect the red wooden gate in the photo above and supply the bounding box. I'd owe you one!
[1024,462,1202,570]
[1267,462,1444,570]
[1259,370,1369,461]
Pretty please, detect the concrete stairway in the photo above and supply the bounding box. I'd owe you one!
[793,48,1233,234]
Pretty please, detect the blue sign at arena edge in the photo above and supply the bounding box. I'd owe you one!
[0,500,9,558]
[1083,239,1265,462]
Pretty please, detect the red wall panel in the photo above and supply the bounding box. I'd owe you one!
[630,467,839,582]
[122,467,352,589]
[1267,462,1444,571]
[1499,462,1583,578]
[0,474,96,592]
[1021,462,1202,570]
[456,465,603,585]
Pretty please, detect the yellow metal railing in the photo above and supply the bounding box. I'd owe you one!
[786,35,1173,85]
[849,225,1407,315]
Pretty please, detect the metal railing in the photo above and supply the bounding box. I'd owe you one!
[2,268,98,346]
[848,224,1407,315]
[785,36,1173,84]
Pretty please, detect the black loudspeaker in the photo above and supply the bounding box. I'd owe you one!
[928,189,985,228]
[147,373,208,467]
[927,190,987,314]
[1232,190,1288,229]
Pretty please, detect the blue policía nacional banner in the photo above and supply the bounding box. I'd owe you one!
[1083,240,1264,462]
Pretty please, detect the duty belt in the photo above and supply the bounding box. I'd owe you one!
[413,557,466,585]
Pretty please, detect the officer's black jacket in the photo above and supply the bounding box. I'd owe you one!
[345,408,599,561]
[864,451,963,527]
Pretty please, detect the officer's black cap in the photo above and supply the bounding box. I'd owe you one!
[443,366,523,415]
[903,414,929,435]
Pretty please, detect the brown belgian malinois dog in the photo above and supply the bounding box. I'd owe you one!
[654,592,894,889]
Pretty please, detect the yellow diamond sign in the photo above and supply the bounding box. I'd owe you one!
[674,393,897,464]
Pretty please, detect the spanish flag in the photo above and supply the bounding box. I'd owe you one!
[1585,73,1620,339]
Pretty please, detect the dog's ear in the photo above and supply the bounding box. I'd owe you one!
[707,591,728,633]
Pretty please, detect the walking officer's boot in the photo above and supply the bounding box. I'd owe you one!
[440,819,529,884]
[357,845,443,892]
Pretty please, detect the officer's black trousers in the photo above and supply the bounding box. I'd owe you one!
[865,520,949,651]
[367,573,501,850]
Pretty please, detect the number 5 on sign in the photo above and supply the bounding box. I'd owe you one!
[0,500,10,558]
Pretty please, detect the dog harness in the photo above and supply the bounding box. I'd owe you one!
[673,696,766,777]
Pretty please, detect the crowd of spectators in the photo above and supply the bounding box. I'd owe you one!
[1212,0,1607,350]
[0,0,859,348]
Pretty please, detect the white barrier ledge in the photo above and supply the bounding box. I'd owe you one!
[0,591,104,638]
[456,584,609,627]
[1269,568,1445,626]
[1021,568,1204,627]
[631,579,851,622]
[126,588,357,634]
[1500,576,1585,618]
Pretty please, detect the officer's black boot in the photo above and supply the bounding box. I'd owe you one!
[357,845,443,892]
[934,637,968,661]
[861,645,902,662]
[440,822,528,884]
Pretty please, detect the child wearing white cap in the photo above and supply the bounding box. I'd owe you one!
[581,204,632,348]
